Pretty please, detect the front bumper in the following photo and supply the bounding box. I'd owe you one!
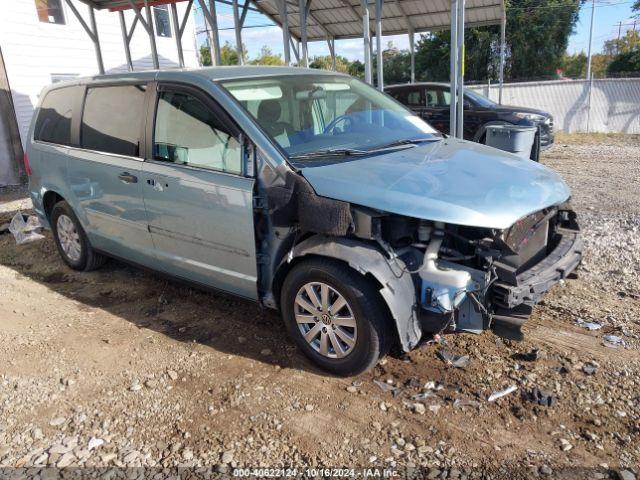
[492,229,583,309]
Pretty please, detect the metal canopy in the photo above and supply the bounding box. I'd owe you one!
[252,0,504,42]
[77,0,190,10]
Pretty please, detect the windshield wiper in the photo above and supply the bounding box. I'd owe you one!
[371,137,440,150]
[289,148,370,160]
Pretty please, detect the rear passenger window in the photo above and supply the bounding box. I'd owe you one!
[34,86,81,146]
[153,91,241,175]
[81,84,146,157]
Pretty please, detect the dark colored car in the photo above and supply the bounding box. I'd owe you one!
[385,82,555,149]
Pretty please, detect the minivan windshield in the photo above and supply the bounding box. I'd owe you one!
[221,74,440,159]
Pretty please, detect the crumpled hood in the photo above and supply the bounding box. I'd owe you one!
[299,138,570,230]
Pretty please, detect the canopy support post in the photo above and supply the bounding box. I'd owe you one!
[63,0,104,74]
[362,0,372,84]
[276,0,291,65]
[327,36,336,70]
[233,0,244,64]
[498,5,506,104]
[375,0,383,90]
[143,1,159,69]
[449,0,458,136]
[118,11,134,71]
[455,0,465,139]
[198,0,221,65]
[409,26,415,83]
[299,0,309,67]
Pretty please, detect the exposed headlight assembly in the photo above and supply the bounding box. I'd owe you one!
[514,112,546,122]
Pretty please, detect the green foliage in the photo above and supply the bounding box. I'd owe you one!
[560,51,587,77]
[373,42,411,85]
[607,50,640,75]
[249,46,284,66]
[603,30,640,56]
[199,41,246,66]
[414,0,583,82]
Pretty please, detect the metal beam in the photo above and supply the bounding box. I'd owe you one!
[327,36,336,70]
[275,0,291,64]
[449,0,458,136]
[455,0,465,139]
[118,11,134,70]
[409,27,415,83]
[233,0,245,64]
[362,0,371,84]
[144,1,160,69]
[170,3,184,67]
[198,0,221,65]
[498,5,505,104]
[375,0,383,90]
[299,0,309,67]
[63,0,104,74]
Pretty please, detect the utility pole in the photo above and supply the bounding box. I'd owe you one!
[586,0,595,80]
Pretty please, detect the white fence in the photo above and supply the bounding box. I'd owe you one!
[468,78,640,134]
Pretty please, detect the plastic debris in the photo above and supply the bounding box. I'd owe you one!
[576,319,602,331]
[373,379,400,396]
[487,385,518,402]
[438,350,470,368]
[528,388,557,407]
[411,392,436,401]
[453,398,480,409]
[9,212,44,245]
[602,335,625,348]
[582,363,598,375]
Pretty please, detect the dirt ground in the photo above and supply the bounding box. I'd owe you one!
[0,134,638,479]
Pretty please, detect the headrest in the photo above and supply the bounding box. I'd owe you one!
[258,100,282,123]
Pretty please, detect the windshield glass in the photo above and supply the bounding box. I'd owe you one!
[220,75,439,158]
[465,89,496,108]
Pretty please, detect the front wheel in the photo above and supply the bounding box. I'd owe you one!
[280,259,391,376]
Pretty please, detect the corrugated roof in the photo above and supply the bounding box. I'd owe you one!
[80,0,505,41]
[253,0,505,41]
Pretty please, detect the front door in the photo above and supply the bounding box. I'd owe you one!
[141,83,258,299]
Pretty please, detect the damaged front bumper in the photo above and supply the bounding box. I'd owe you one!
[490,228,583,339]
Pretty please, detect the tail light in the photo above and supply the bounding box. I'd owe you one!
[23,152,32,176]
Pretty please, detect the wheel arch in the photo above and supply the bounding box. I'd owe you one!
[273,235,422,352]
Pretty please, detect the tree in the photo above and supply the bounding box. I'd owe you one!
[413,0,584,82]
[559,51,587,77]
[372,42,411,85]
[309,55,365,78]
[250,46,284,65]
[607,50,640,75]
[199,41,246,66]
[603,30,640,56]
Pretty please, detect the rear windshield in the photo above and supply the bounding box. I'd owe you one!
[34,86,82,146]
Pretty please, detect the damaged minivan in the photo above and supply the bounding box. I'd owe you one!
[27,67,583,375]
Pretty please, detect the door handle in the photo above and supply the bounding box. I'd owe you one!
[118,172,138,184]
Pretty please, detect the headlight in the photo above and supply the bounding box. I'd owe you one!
[514,112,546,122]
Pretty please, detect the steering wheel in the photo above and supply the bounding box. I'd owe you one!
[323,114,354,135]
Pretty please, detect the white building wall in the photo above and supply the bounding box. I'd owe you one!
[0,0,199,147]
[469,78,640,134]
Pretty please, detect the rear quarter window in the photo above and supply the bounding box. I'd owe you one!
[34,86,82,146]
[81,84,147,157]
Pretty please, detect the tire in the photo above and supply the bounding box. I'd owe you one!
[50,200,106,271]
[280,258,391,376]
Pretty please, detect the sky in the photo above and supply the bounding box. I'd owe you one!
[194,0,638,62]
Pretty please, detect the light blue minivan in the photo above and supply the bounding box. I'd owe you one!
[26,66,582,375]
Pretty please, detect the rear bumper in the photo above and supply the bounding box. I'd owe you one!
[492,229,583,309]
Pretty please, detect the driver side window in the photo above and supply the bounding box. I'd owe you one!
[153,91,241,175]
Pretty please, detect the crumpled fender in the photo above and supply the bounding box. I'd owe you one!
[283,235,422,351]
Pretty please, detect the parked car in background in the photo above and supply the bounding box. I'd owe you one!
[27,67,580,376]
[385,82,555,149]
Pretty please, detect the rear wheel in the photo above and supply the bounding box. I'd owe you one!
[281,259,391,376]
[50,201,106,271]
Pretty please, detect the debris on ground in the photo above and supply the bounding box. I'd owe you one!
[582,362,598,375]
[576,319,603,330]
[602,335,625,348]
[373,379,400,396]
[512,348,545,362]
[8,212,44,245]
[526,388,558,407]
[438,350,470,368]
[487,385,518,402]
[453,398,481,409]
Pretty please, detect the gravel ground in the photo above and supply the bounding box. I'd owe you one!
[0,135,638,479]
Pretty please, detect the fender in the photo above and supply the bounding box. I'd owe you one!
[280,235,422,351]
